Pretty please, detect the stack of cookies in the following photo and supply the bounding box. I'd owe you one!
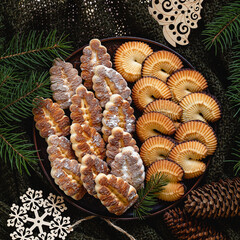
[33,38,221,216]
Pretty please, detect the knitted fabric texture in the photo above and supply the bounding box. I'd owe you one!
[0,0,240,239]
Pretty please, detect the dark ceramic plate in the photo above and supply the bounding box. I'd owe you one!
[33,36,210,220]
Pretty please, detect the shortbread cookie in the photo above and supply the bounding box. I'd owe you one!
[51,158,86,200]
[111,146,145,190]
[95,173,139,215]
[102,94,135,142]
[142,51,183,82]
[179,93,221,123]
[168,140,208,179]
[140,136,175,167]
[33,98,70,138]
[49,58,82,109]
[92,65,131,107]
[47,135,76,164]
[80,39,112,89]
[132,77,172,111]
[70,123,106,162]
[70,85,102,132]
[146,159,185,202]
[106,127,139,165]
[114,41,153,82]
[136,112,176,142]
[80,154,110,197]
[167,69,208,102]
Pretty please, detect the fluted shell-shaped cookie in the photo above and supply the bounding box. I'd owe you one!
[70,85,102,132]
[146,159,185,202]
[140,136,175,167]
[114,41,153,82]
[33,98,70,139]
[70,123,106,162]
[142,51,183,82]
[175,120,217,155]
[92,65,132,107]
[95,173,139,215]
[49,58,82,109]
[136,112,176,142]
[144,99,183,121]
[132,77,172,111]
[47,135,76,164]
[80,39,112,89]
[179,93,221,123]
[111,146,145,190]
[167,69,208,102]
[102,94,135,142]
[51,158,86,200]
[80,154,110,198]
[106,127,139,165]
[168,140,208,179]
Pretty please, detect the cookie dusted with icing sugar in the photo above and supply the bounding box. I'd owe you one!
[92,65,132,108]
[49,58,82,109]
[70,85,102,132]
[95,173,139,215]
[51,158,86,200]
[110,146,145,190]
[102,94,135,142]
[33,98,70,139]
[70,123,106,163]
[106,127,139,165]
[80,39,112,90]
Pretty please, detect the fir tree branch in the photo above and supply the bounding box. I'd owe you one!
[202,1,240,54]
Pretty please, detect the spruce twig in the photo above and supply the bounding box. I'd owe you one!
[133,172,168,219]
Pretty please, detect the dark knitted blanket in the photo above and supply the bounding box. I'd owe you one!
[0,0,240,239]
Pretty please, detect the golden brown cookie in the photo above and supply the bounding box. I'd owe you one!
[33,98,70,138]
[92,65,131,107]
[132,77,172,111]
[80,154,110,198]
[167,69,208,102]
[168,140,208,179]
[144,99,183,121]
[110,146,145,190]
[80,39,112,89]
[49,58,82,109]
[140,136,175,167]
[95,173,139,215]
[179,93,221,123]
[46,135,76,164]
[106,127,139,165]
[146,159,185,202]
[51,158,86,200]
[70,85,102,132]
[136,112,176,142]
[175,120,217,155]
[114,41,153,82]
[70,123,106,162]
[102,94,135,142]
[142,51,183,82]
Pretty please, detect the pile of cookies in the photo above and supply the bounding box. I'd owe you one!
[33,38,221,216]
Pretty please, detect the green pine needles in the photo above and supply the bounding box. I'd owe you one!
[0,30,72,174]
[202,1,240,54]
[133,172,168,219]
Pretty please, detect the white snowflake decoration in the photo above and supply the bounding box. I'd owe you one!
[7,188,73,240]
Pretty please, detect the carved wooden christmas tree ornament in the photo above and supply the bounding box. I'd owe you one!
[164,208,227,240]
[184,178,240,219]
[149,0,203,47]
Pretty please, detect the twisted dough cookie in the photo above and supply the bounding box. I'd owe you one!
[49,58,82,109]
[80,39,112,89]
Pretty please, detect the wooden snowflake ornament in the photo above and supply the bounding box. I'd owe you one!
[149,0,203,47]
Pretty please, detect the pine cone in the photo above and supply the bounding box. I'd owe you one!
[184,178,240,219]
[163,208,227,240]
